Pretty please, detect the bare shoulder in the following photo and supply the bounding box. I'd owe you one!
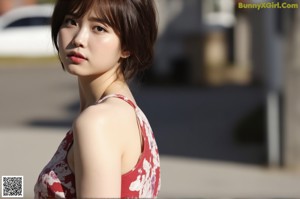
[73,97,137,146]
[74,97,136,128]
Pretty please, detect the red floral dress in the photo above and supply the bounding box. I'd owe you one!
[34,94,161,198]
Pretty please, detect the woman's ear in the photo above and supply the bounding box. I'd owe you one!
[121,50,131,58]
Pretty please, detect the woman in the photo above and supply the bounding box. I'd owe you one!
[34,0,160,198]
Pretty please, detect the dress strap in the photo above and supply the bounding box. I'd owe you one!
[96,94,137,109]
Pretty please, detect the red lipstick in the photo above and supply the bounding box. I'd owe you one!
[67,52,87,64]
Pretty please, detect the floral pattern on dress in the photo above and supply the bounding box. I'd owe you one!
[34,94,160,198]
[128,107,161,197]
[34,131,76,199]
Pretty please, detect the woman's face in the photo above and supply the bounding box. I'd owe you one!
[58,9,126,77]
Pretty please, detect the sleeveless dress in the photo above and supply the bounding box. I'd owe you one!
[34,94,161,198]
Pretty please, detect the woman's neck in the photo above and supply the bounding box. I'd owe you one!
[78,72,126,112]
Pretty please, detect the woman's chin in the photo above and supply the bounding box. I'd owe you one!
[65,65,84,76]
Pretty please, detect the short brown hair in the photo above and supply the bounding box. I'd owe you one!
[51,0,158,80]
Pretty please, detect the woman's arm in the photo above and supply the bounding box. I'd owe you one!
[72,104,123,198]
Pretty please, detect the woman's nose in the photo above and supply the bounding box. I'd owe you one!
[72,28,88,48]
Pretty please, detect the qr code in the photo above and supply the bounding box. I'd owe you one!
[2,176,23,198]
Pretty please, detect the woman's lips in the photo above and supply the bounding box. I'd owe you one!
[67,52,87,64]
[68,55,86,64]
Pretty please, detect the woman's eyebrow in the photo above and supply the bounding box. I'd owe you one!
[88,17,108,25]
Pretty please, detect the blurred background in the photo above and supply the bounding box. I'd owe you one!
[0,0,300,198]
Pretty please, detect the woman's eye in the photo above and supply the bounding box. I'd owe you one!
[94,26,106,32]
[64,18,77,26]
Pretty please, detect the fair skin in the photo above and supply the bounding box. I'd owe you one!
[58,9,142,198]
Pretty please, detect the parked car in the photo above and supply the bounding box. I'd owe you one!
[0,4,55,57]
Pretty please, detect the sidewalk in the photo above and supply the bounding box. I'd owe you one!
[159,156,300,198]
[1,127,300,198]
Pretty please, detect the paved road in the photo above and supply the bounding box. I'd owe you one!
[0,61,78,127]
[1,61,300,198]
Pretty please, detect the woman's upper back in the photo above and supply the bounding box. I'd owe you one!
[34,94,161,198]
